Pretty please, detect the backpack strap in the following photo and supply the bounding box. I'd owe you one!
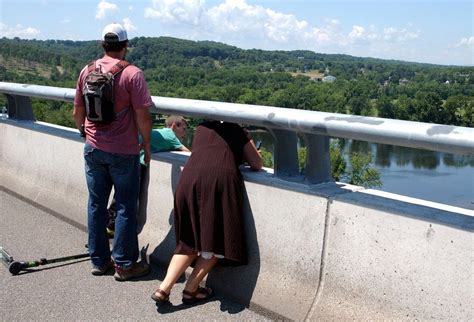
[109,60,130,76]
[86,60,97,73]
[85,60,129,75]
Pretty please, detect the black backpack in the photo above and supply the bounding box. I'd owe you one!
[82,60,130,124]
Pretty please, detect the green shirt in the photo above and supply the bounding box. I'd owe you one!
[140,128,184,165]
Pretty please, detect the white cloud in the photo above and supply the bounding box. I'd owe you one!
[305,19,342,46]
[122,18,137,32]
[145,0,204,25]
[60,19,71,24]
[96,0,119,20]
[349,25,365,39]
[383,27,419,42]
[206,0,266,33]
[455,36,474,47]
[0,23,41,38]
[345,25,418,46]
[143,0,423,59]
[265,9,309,43]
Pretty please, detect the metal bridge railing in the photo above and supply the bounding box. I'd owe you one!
[1,81,473,184]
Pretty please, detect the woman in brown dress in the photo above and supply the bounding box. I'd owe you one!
[151,121,262,304]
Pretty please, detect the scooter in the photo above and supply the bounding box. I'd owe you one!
[1,245,89,275]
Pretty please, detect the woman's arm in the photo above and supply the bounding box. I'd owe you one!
[243,139,263,170]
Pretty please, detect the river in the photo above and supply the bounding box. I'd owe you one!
[340,139,474,210]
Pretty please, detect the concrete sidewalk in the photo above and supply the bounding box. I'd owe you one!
[0,189,270,321]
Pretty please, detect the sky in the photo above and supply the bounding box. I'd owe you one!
[0,0,473,66]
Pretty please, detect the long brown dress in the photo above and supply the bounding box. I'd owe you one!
[173,121,249,265]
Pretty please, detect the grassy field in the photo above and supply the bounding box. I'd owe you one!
[290,70,325,79]
[0,55,58,78]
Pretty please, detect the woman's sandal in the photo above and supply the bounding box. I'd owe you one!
[151,288,170,304]
[182,286,213,305]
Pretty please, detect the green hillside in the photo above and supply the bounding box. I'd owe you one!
[0,36,472,127]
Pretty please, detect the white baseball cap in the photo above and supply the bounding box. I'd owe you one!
[102,23,128,42]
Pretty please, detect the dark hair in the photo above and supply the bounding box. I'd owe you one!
[101,33,128,52]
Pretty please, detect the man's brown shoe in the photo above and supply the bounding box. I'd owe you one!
[114,262,150,281]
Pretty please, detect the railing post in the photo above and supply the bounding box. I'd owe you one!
[268,129,299,177]
[5,94,35,120]
[302,133,333,184]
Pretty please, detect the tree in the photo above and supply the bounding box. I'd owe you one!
[445,95,473,127]
[348,95,370,115]
[346,152,382,188]
[297,141,381,188]
[260,148,273,168]
[329,142,347,181]
[377,95,395,118]
[413,92,445,123]
[393,95,412,120]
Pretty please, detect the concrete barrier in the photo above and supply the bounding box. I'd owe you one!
[1,121,88,226]
[310,191,473,320]
[1,120,472,321]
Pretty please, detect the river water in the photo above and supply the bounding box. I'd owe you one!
[340,139,474,210]
[183,129,473,210]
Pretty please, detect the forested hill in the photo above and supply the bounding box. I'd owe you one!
[0,36,472,127]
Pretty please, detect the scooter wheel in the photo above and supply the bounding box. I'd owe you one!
[8,261,22,275]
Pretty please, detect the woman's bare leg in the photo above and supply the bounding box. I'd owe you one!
[154,253,197,298]
[183,256,218,298]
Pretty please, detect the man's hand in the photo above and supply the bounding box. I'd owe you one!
[79,124,86,139]
[135,107,152,164]
[73,105,86,139]
[141,142,151,165]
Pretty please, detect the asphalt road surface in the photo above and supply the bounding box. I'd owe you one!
[0,189,269,321]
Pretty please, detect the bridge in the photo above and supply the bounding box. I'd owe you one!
[1,82,473,320]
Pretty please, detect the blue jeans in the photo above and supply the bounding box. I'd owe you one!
[84,143,140,269]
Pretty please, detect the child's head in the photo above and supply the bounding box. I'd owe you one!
[165,115,188,140]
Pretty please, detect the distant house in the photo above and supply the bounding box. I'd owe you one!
[322,75,336,83]
[399,78,410,85]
